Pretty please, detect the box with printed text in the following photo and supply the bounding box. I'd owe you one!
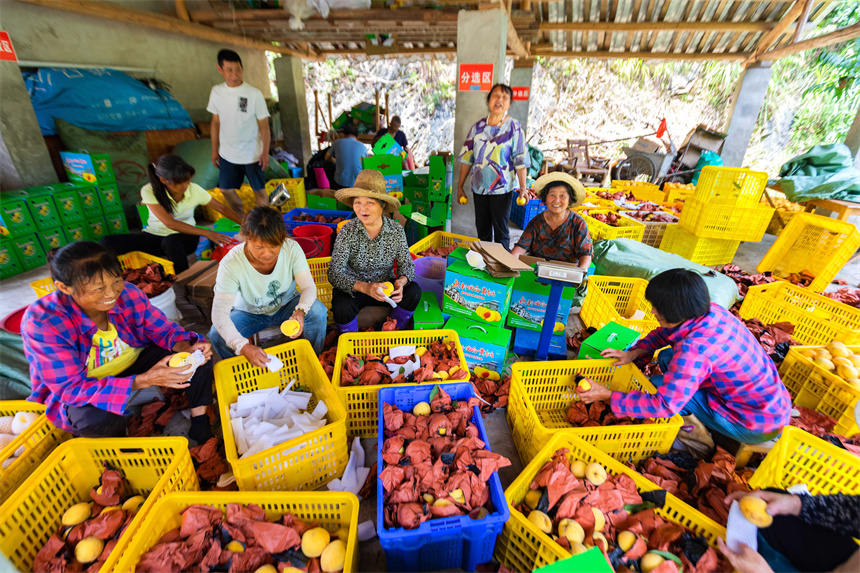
[443,260,514,326]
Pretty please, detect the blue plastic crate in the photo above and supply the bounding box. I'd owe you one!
[282,208,353,234]
[377,383,509,572]
[509,194,547,229]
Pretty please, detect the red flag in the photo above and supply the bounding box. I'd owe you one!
[656,118,668,138]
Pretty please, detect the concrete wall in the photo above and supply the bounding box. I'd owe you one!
[0,2,272,124]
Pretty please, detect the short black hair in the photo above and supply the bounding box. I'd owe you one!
[217,49,242,67]
[645,269,711,324]
[50,241,122,290]
[539,181,577,206]
[390,116,401,125]
[343,123,358,136]
[487,83,513,103]
[242,206,287,247]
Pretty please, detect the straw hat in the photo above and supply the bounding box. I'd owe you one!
[334,169,401,212]
[532,172,587,207]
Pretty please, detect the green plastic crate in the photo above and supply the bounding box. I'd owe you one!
[98,184,123,213]
[8,234,46,270]
[0,196,37,238]
[39,227,70,252]
[105,212,129,235]
[0,241,23,279]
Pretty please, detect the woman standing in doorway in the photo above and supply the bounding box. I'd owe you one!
[457,83,529,251]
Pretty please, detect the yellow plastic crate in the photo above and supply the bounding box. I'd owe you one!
[0,437,198,573]
[578,209,646,241]
[618,211,678,248]
[738,282,860,346]
[692,166,768,207]
[664,182,696,203]
[114,491,360,573]
[0,401,69,505]
[494,432,725,573]
[658,225,740,266]
[332,330,469,437]
[507,359,683,464]
[215,339,348,491]
[757,213,860,292]
[765,210,797,236]
[778,345,860,438]
[409,231,478,257]
[678,197,774,241]
[749,426,860,494]
[266,177,308,212]
[29,278,56,298]
[306,256,333,323]
[580,276,659,335]
[117,251,176,276]
[611,181,666,203]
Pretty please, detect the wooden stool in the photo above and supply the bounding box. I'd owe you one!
[711,432,778,468]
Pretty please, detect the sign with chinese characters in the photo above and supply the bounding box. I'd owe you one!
[512,86,530,100]
[458,63,494,91]
[0,32,16,62]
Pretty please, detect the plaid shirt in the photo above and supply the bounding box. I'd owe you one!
[611,302,791,434]
[22,283,200,432]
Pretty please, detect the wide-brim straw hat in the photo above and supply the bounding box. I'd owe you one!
[532,172,587,207]
[334,169,401,212]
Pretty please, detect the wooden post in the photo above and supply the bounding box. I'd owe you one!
[314,89,319,140]
[327,93,333,133]
[174,0,189,21]
[385,92,390,127]
[375,90,380,133]
[793,0,815,44]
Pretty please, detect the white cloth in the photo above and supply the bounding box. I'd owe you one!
[207,82,270,165]
[141,182,212,237]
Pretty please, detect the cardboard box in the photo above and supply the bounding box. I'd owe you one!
[15,187,62,231]
[65,221,90,242]
[60,151,100,185]
[411,199,449,222]
[39,227,69,252]
[384,174,403,194]
[445,316,511,372]
[306,189,349,211]
[578,322,641,360]
[173,260,218,298]
[86,216,108,241]
[332,111,351,130]
[0,241,23,279]
[351,102,377,125]
[8,233,46,270]
[404,186,428,203]
[49,184,86,225]
[506,263,576,332]
[187,262,219,300]
[446,247,469,266]
[443,260,514,326]
[373,133,404,156]
[414,292,444,330]
[512,327,567,361]
[630,138,662,154]
[98,183,123,213]
[92,154,116,184]
[105,211,129,235]
[403,170,430,188]
[362,154,402,175]
[0,195,36,237]
[77,184,104,218]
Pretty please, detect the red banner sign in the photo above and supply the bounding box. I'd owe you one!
[0,32,16,62]
[458,63,494,92]
[512,87,530,101]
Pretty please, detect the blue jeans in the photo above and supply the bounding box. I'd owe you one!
[209,297,327,358]
[650,349,779,444]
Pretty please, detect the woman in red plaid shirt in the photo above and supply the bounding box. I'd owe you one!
[22,242,214,443]
[580,268,791,444]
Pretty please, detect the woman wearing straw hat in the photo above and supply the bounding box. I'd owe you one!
[511,172,593,307]
[329,170,420,333]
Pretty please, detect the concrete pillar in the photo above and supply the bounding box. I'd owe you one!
[0,61,58,191]
[273,56,312,175]
[451,8,507,236]
[720,62,772,168]
[509,61,534,137]
[843,105,860,168]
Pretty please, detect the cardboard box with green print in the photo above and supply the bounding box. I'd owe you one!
[414,292,444,331]
[444,316,511,374]
[578,322,641,360]
[443,260,514,326]
[506,258,576,332]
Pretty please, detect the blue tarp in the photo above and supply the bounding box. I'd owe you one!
[24,68,194,135]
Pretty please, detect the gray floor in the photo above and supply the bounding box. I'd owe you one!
[2,226,858,571]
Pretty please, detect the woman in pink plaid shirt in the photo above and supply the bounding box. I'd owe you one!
[579,268,791,444]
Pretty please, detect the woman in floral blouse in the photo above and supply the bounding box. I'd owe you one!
[329,170,420,333]
[511,172,592,307]
[457,83,529,251]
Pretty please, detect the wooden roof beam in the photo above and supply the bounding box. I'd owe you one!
[744,0,806,64]
[531,47,750,61]
[14,0,322,60]
[190,8,461,23]
[792,0,815,43]
[758,21,860,60]
[539,21,774,32]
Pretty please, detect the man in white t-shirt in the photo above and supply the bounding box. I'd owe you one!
[207,49,271,217]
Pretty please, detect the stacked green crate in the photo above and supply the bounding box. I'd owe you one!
[0,191,45,278]
[402,154,453,243]
[60,152,126,237]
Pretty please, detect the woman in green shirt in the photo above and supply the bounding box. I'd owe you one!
[101,155,242,273]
